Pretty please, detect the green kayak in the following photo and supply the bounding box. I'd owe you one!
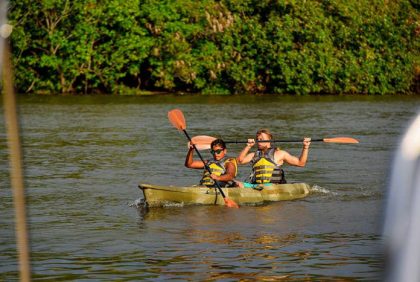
[138,183,311,207]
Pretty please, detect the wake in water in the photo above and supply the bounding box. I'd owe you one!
[310,184,382,201]
[129,197,186,209]
[310,185,338,196]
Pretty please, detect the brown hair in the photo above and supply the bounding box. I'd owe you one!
[256,128,273,140]
[210,138,226,149]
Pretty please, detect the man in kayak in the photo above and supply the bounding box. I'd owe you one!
[235,129,311,189]
[185,138,238,187]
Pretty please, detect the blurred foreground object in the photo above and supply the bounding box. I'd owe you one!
[383,113,420,282]
[1,0,31,280]
[0,22,12,37]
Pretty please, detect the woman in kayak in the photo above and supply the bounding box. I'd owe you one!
[235,129,311,189]
[185,138,238,187]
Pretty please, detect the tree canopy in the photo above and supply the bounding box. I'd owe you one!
[9,0,420,95]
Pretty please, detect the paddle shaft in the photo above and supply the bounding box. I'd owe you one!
[182,130,227,198]
[225,139,323,144]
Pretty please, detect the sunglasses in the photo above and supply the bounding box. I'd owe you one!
[211,149,224,155]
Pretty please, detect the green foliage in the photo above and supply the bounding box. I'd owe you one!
[8,0,420,95]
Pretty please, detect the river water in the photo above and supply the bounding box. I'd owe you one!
[1,95,419,280]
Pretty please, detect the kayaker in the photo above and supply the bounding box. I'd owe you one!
[185,138,238,187]
[235,129,311,189]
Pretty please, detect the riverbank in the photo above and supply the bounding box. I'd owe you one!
[6,89,420,98]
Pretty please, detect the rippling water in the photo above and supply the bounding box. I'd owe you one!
[1,95,419,280]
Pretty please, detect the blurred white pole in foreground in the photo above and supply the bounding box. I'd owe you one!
[383,113,420,282]
[0,0,12,70]
[1,0,31,280]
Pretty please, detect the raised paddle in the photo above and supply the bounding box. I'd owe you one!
[187,141,211,151]
[190,135,359,150]
[168,109,239,208]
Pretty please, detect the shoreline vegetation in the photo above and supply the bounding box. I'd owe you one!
[9,0,420,96]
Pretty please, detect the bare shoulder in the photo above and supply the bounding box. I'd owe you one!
[275,148,287,157]
[275,148,291,162]
[225,157,237,165]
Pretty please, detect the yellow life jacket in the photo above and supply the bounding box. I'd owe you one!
[200,157,237,186]
[249,148,286,184]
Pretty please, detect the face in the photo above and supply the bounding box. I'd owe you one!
[256,132,271,150]
[211,144,226,160]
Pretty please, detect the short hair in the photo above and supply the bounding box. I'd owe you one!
[211,138,226,149]
[256,128,273,140]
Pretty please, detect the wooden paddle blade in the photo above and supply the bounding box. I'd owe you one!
[168,109,186,131]
[187,141,211,151]
[224,198,239,208]
[323,137,359,144]
[191,135,216,146]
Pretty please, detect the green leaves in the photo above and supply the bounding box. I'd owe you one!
[8,0,420,95]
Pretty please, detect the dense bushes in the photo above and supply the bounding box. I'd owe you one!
[9,0,420,95]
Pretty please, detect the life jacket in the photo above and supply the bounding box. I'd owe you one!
[200,157,238,186]
[248,147,286,184]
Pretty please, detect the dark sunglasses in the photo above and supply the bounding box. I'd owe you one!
[211,149,224,155]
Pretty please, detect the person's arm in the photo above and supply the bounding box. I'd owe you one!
[185,145,205,169]
[211,160,236,182]
[280,137,311,167]
[237,139,256,164]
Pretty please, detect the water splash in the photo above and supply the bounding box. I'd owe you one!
[128,197,146,208]
[129,198,186,209]
[310,185,338,196]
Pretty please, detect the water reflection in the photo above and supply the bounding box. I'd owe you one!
[130,202,383,280]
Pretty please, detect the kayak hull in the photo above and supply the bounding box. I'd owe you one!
[138,183,310,207]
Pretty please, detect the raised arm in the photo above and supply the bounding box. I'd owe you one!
[185,145,206,169]
[279,137,311,167]
[237,139,256,164]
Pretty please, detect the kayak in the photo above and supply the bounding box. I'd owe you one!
[138,183,311,207]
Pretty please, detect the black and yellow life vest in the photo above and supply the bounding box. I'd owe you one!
[200,157,237,186]
[249,148,286,184]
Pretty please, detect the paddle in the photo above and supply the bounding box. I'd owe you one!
[168,109,239,208]
[190,135,359,150]
[187,141,211,151]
